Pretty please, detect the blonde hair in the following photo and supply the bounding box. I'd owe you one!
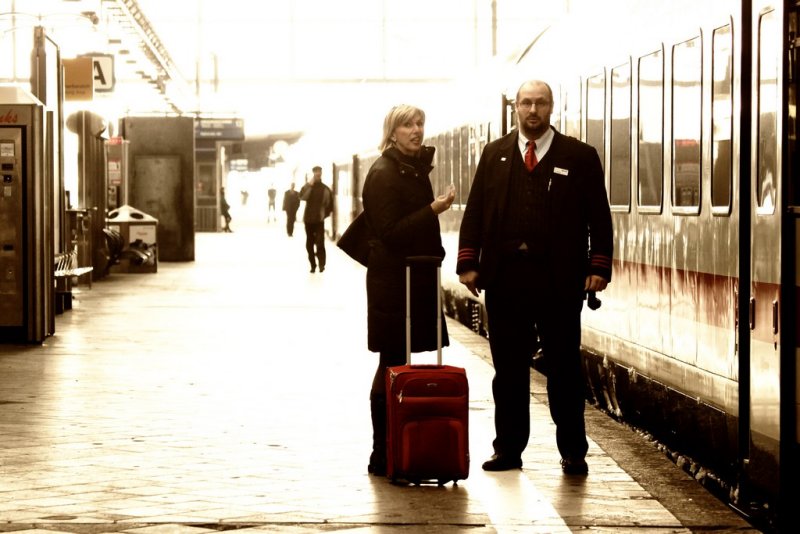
[379,104,426,151]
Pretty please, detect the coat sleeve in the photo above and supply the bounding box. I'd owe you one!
[456,146,490,275]
[363,166,438,252]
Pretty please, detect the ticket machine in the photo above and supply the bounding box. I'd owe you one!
[0,86,53,343]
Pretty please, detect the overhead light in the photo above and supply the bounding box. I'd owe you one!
[80,11,99,25]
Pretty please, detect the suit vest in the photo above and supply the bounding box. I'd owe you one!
[498,147,551,257]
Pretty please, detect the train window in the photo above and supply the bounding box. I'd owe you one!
[428,135,440,191]
[638,49,664,210]
[564,77,582,139]
[610,62,631,209]
[504,94,517,136]
[672,36,702,212]
[712,25,733,213]
[586,72,606,168]
[757,10,778,213]
[468,125,478,195]
[481,123,491,148]
[551,84,562,130]
[444,131,452,196]
[459,126,469,206]
[436,133,446,193]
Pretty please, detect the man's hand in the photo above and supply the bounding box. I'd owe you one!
[459,270,480,297]
[584,275,608,292]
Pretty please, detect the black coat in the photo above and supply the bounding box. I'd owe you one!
[282,189,300,214]
[362,146,449,354]
[457,128,613,297]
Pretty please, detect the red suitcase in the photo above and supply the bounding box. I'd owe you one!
[385,256,469,485]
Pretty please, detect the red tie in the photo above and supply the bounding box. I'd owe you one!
[525,140,538,172]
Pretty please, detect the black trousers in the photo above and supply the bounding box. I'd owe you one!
[286,211,297,236]
[484,255,588,460]
[304,221,326,269]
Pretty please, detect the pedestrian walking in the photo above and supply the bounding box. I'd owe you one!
[282,182,301,237]
[220,187,232,232]
[299,166,333,272]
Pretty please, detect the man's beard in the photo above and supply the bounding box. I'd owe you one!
[520,117,548,139]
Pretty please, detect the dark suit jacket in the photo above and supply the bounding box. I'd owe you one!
[457,127,613,294]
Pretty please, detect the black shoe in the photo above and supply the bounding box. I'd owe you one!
[310,266,316,273]
[319,266,325,273]
[367,462,386,476]
[481,454,522,471]
[560,457,588,475]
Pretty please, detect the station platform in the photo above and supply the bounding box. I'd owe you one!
[0,221,760,533]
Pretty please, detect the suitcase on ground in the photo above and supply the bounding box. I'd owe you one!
[385,256,469,485]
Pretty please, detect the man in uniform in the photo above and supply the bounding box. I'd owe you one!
[457,79,613,475]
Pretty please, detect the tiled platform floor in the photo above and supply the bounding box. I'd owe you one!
[0,221,759,533]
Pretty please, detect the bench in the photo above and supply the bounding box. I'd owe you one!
[54,250,93,313]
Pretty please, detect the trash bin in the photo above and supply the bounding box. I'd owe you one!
[106,205,158,273]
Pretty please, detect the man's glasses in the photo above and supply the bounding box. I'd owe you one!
[517,100,551,110]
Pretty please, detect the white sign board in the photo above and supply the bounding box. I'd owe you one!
[92,55,115,92]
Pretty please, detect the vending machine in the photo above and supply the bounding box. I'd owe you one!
[0,86,53,343]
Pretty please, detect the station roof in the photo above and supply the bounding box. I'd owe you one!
[5,0,560,142]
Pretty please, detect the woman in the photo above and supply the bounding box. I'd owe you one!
[361,104,456,476]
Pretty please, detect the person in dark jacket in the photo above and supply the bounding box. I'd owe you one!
[361,104,456,476]
[282,182,301,237]
[457,80,613,475]
[299,166,333,272]
[220,187,232,232]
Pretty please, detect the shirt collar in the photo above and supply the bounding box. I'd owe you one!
[518,126,555,157]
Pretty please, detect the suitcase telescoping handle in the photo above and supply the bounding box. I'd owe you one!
[405,255,443,366]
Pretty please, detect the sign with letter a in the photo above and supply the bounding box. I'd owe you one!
[92,55,115,92]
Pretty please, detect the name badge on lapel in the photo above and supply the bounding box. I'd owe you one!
[554,167,569,176]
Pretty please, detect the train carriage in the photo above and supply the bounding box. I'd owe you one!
[330,1,798,529]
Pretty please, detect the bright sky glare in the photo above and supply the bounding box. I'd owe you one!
[132,0,561,147]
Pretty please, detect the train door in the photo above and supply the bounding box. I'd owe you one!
[746,0,797,521]
[785,3,800,509]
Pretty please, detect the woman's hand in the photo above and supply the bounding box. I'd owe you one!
[431,184,456,214]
